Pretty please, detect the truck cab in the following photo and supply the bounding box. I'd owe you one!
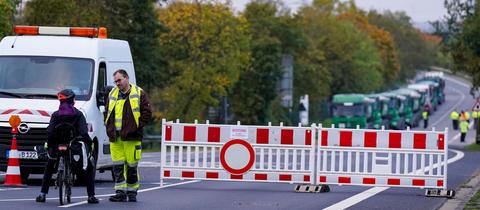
[408,84,431,113]
[0,26,135,180]
[393,88,421,128]
[367,94,390,129]
[331,94,375,129]
[417,80,442,108]
[381,92,406,130]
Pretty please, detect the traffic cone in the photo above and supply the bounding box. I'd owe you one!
[3,116,25,187]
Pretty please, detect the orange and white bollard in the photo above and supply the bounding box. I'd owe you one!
[3,115,25,187]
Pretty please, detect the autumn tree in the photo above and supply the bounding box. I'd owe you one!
[156,1,251,121]
[339,7,400,88]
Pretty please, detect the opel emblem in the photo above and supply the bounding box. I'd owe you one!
[18,123,30,134]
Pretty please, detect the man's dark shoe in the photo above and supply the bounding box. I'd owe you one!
[127,191,137,202]
[88,196,99,204]
[109,190,127,202]
[35,194,46,203]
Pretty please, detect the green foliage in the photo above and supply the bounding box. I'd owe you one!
[100,0,165,91]
[24,0,101,26]
[296,1,383,95]
[230,1,284,125]
[156,2,251,121]
[445,0,480,88]
[23,0,164,92]
[0,0,15,38]
[367,11,436,82]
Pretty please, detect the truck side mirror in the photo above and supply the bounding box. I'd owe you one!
[96,85,114,107]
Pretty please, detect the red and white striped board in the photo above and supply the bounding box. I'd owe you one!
[160,119,316,186]
[316,127,448,189]
[0,109,51,117]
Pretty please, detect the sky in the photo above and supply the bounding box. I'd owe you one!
[232,0,447,22]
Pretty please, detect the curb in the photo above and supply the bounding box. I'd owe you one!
[439,170,480,210]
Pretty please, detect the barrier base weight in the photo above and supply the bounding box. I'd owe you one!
[425,189,455,198]
[295,184,330,193]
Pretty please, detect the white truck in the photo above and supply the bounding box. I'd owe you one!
[0,26,137,180]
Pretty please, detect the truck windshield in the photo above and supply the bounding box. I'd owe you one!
[0,56,94,100]
[332,104,365,117]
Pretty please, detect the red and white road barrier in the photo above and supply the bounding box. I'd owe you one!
[316,126,448,189]
[160,119,452,196]
[160,119,315,186]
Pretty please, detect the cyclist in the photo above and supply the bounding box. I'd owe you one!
[35,89,99,204]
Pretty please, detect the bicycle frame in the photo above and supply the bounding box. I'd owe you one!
[56,143,74,205]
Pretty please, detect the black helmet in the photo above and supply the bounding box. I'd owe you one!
[57,89,75,103]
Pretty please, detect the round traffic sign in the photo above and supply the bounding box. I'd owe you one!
[220,139,255,175]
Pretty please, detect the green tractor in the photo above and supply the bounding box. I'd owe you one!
[381,92,407,130]
[421,71,446,103]
[392,88,422,128]
[331,94,378,129]
[417,80,443,107]
[408,83,432,112]
[367,94,390,129]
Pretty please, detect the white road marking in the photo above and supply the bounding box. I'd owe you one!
[58,180,200,208]
[0,180,200,204]
[0,188,30,191]
[431,78,466,128]
[323,149,464,210]
[324,75,469,210]
[58,199,104,207]
[139,161,161,167]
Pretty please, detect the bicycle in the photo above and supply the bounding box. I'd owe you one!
[36,141,76,205]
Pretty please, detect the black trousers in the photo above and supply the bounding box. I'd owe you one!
[40,157,95,196]
[452,120,459,130]
[461,133,466,142]
[424,119,429,129]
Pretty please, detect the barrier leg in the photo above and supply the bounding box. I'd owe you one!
[295,184,330,193]
[425,189,455,198]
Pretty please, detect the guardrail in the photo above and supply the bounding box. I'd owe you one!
[143,135,162,150]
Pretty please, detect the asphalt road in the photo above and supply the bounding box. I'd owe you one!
[0,74,479,210]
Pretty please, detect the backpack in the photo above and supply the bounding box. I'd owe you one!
[53,116,88,171]
[53,122,77,145]
[70,140,89,171]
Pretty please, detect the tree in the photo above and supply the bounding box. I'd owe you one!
[0,0,15,38]
[100,0,165,91]
[445,0,480,88]
[367,11,437,82]
[230,1,285,125]
[24,0,101,26]
[23,0,165,91]
[339,8,400,89]
[156,1,251,121]
[297,0,383,95]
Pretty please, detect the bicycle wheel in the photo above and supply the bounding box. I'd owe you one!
[58,157,68,205]
[66,158,72,203]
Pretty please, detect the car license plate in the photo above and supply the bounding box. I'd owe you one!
[6,150,38,159]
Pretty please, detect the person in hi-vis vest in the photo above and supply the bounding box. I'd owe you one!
[105,69,152,202]
[450,110,459,130]
[460,118,469,143]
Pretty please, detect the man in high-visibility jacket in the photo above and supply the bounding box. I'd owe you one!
[473,111,479,128]
[465,111,471,122]
[105,69,152,202]
[450,110,459,130]
[460,119,469,142]
[422,110,429,129]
